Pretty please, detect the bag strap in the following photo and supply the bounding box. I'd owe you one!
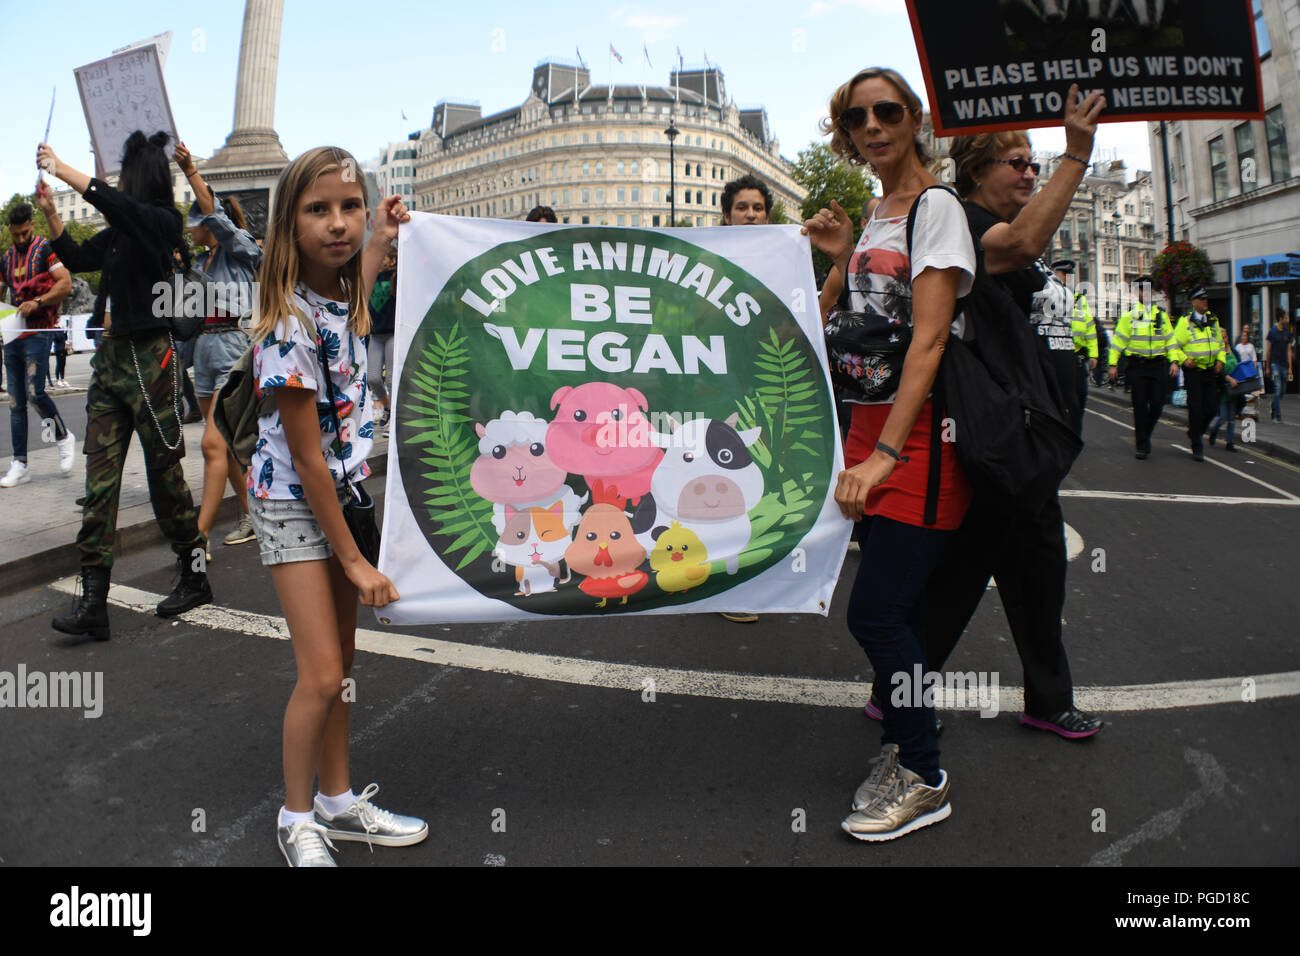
[314,329,358,500]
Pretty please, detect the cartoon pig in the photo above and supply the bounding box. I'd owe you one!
[546,382,664,505]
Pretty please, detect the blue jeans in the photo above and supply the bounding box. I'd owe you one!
[4,333,68,460]
[1271,364,1288,418]
[847,514,954,785]
[1208,398,1236,444]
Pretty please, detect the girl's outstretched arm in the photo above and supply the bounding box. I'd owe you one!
[276,386,399,607]
[361,196,409,301]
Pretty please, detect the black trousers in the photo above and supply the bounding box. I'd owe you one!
[917,493,1075,718]
[1073,355,1090,436]
[1184,366,1218,452]
[1128,357,1168,450]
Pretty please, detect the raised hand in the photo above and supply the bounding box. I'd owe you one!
[802,199,855,265]
[1063,83,1105,159]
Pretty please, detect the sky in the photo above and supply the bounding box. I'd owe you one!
[2,0,1156,204]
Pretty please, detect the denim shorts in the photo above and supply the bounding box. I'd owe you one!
[248,487,350,566]
[193,327,250,397]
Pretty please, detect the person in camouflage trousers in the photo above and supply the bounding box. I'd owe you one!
[78,332,206,570]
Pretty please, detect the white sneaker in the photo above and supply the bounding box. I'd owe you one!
[1,461,30,487]
[57,432,77,474]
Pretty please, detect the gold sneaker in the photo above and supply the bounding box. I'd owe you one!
[842,766,950,842]
[852,743,901,811]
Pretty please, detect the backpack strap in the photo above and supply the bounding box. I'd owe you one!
[904,184,958,528]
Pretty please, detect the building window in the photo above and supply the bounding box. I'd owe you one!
[1209,136,1228,201]
[631,187,639,202]
[617,132,625,143]
[684,191,691,204]
[631,215,640,226]
[617,187,625,202]
[630,160,638,175]
[617,160,625,175]
[550,190,558,204]
[616,215,626,226]
[1235,122,1257,192]
[582,133,590,144]
[652,215,661,226]
[595,188,604,202]
[582,188,591,203]
[695,190,703,205]
[582,161,590,176]
[711,192,717,206]
[595,161,603,175]
[1253,0,1270,57]
[652,188,661,203]
[1266,106,1290,184]
[582,216,590,224]
[562,189,570,204]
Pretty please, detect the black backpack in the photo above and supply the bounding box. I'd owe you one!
[905,186,1082,521]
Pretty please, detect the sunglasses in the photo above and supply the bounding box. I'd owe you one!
[839,101,907,131]
[992,157,1041,175]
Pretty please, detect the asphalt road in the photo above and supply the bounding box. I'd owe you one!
[2,390,1298,866]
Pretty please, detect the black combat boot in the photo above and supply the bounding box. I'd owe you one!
[156,551,213,618]
[52,566,112,641]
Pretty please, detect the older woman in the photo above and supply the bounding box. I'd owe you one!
[920,85,1106,740]
[805,67,976,842]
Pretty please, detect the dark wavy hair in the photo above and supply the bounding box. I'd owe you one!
[721,174,773,221]
[119,131,176,207]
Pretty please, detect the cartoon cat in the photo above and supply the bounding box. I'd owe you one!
[493,500,572,596]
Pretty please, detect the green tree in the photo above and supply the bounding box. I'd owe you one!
[791,142,876,278]
[767,200,789,225]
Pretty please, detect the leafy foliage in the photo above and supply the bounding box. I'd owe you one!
[402,321,497,571]
[732,328,826,570]
[791,142,876,277]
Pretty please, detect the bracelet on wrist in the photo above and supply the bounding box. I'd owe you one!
[1061,152,1090,167]
[875,441,909,463]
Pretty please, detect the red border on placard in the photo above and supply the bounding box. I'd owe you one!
[905,0,1266,139]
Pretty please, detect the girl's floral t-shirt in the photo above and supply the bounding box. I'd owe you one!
[248,283,373,499]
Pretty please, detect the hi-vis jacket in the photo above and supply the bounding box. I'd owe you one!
[1071,294,1098,359]
[1173,311,1228,370]
[1108,303,1183,366]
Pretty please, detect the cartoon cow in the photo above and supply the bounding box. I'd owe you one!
[632,413,764,575]
[470,411,586,533]
[546,382,663,505]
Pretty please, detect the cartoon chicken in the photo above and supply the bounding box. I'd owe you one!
[565,488,648,609]
[649,522,711,595]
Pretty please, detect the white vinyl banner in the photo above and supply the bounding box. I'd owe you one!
[376,214,849,625]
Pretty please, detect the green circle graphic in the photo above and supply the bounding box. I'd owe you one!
[397,227,833,614]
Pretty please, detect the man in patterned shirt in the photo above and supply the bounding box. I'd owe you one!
[0,204,75,487]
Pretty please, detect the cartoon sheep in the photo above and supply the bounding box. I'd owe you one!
[470,410,586,533]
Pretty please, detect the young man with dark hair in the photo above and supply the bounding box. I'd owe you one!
[525,205,558,223]
[720,174,773,226]
[0,202,75,487]
[1266,307,1294,422]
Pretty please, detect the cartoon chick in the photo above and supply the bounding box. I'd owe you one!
[649,521,711,594]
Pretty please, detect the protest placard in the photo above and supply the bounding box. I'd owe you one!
[376,215,850,625]
[905,0,1264,136]
[74,45,177,177]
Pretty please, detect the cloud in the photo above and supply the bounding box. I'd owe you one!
[609,5,687,42]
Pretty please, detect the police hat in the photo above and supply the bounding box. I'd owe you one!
[1051,259,1075,274]
[1191,287,1208,300]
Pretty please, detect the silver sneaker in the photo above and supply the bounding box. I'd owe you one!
[277,819,339,867]
[314,783,429,849]
[852,742,901,811]
[223,513,256,546]
[842,766,951,842]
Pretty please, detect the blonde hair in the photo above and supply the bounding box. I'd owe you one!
[252,146,371,342]
[948,131,1033,199]
[821,67,930,168]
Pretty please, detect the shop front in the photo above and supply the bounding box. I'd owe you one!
[1236,253,1300,393]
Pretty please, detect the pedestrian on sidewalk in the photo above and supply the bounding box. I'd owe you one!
[48,318,71,388]
[366,245,396,433]
[1108,277,1182,458]
[1208,327,1242,453]
[173,142,260,550]
[0,202,76,487]
[248,147,424,867]
[1266,308,1294,423]
[1173,288,1227,462]
[37,133,212,641]
[809,67,975,842]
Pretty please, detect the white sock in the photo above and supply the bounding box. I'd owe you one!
[279,806,315,828]
[315,788,357,816]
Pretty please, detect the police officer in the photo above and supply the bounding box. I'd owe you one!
[1108,277,1182,459]
[1053,259,1095,435]
[1173,287,1227,462]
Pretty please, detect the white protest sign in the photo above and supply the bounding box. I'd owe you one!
[75,45,178,178]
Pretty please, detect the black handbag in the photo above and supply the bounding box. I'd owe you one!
[315,332,380,566]
[160,247,206,342]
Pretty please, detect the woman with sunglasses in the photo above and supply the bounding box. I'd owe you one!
[918,84,1107,741]
[805,67,976,842]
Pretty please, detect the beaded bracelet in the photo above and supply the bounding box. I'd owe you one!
[875,441,909,463]
[1061,153,1090,167]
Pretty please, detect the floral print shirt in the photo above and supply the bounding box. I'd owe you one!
[248,283,373,499]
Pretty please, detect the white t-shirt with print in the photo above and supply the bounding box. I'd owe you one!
[248,284,374,500]
[837,187,976,404]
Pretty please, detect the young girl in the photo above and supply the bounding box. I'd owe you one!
[248,146,424,867]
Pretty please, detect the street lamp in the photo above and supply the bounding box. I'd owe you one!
[1113,208,1124,313]
[665,121,679,226]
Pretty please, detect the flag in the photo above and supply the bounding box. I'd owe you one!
[575,45,586,69]
[401,108,408,121]
[609,44,623,64]
[643,43,651,67]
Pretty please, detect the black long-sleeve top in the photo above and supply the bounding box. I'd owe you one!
[50,178,183,337]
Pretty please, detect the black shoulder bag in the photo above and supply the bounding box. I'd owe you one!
[315,333,381,566]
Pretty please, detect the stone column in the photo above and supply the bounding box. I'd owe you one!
[207,0,288,167]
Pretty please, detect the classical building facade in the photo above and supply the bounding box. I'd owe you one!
[411,63,804,227]
[1147,0,1299,338]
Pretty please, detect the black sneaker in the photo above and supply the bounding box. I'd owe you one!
[1019,708,1102,739]
[1192,448,1205,462]
[156,553,213,618]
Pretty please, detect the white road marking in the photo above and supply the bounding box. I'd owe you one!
[1085,407,1134,430]
[54,577,1300,714]
[1059,489,1300,506]
[1167,443,1300,499]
